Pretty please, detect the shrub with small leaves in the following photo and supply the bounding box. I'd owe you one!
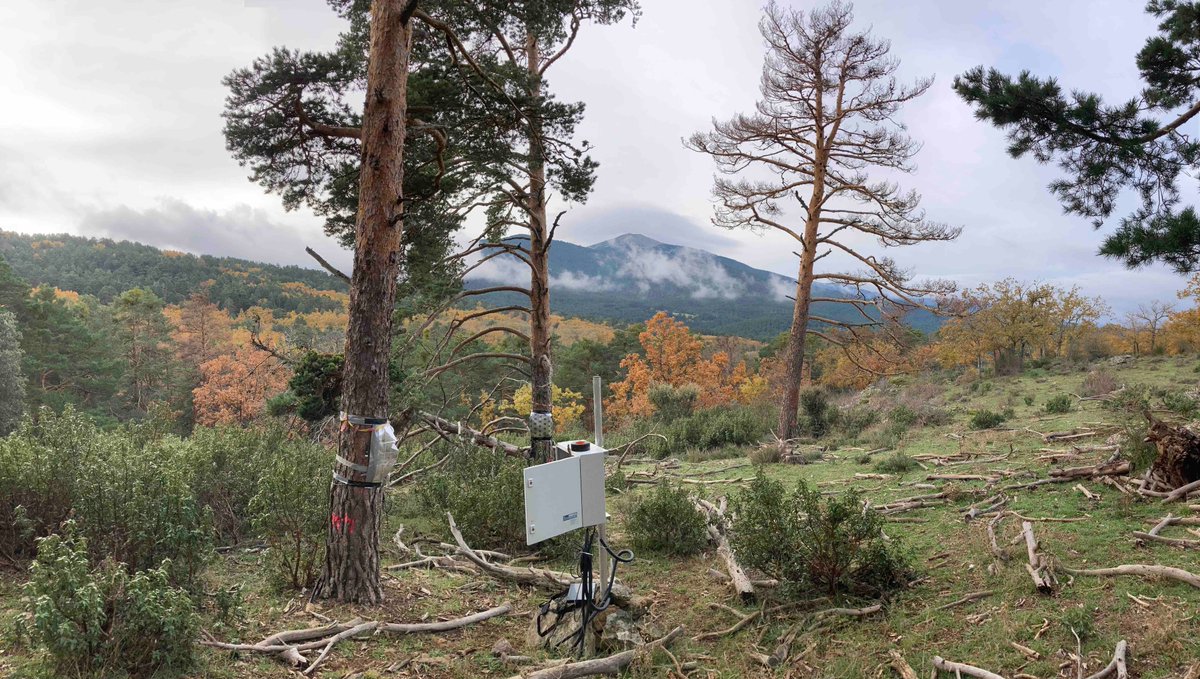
[730,473,910,595]
[1044,394,1074,414]
[249,438,331,590]
[1161,389,1199,418]
[969,409,1007,430]
[25,527,198,678]
[73,436,212,587]
[799,387,833,437]
[648,383,700,421]
[416,445,535,553]
[1023,395,1035,406]
[874,453,919,474]
[1104,385,1158,470]
[625,483,708,556]
[185,425,284,544]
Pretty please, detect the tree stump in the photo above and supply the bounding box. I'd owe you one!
[1144,415,1200,492]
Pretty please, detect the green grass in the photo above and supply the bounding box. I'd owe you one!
[1,356,1199,677]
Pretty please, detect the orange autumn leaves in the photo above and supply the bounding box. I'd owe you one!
[606,312,760,420]
[168,291,313,426]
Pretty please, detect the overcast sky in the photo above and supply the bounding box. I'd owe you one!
[0,0,1188,316]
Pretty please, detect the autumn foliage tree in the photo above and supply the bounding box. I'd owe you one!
[606,312,748,420]
[193,346,290,426]
[936,279,1108,373]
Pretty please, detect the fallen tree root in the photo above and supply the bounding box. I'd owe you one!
[1083,639,1129,679]
[932,656,1007,679]
[200,604,512,670]
[1062,564,1200,589]
[507,626,684,679]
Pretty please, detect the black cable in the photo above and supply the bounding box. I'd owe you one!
[534,528,636,655]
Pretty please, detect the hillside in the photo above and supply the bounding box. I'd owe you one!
[467,234,941,340]
[0,231,346,314]
[0,230,939,341]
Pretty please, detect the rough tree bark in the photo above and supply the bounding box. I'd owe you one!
[525,29,554,464]
[315,0,415,604]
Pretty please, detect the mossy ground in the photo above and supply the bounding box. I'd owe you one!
[2,356,1200,677]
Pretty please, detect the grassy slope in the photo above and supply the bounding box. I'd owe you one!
[3,356,1200,678]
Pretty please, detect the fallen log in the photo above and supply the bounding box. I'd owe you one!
[1163,478,1200,503]
[932,656,1007,679]
[695,499,756,602]
[932,590,993,612]
[888,650,920,679]
[986,512,1009,562]
[1021,522,1056,594]
[1001,460,1131,492]
[1062,564,1200,589]
[964,495,1007,522]
[201,604,512,670]
[1083,640,1128,679]
[508,626,683,679]
[706,568,778,588]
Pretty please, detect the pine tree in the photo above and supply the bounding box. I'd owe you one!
[955,1,1200,272]
[687,1,957,440]
[0,309,24,435]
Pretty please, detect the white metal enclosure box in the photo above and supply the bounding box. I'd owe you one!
[523,442,607,545]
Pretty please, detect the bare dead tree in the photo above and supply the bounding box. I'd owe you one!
[687,1,959,440]
[1133,300,1174,353]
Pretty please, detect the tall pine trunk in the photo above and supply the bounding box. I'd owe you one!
[315,0,412,604]
[525,30,554,463]
[777,149,826,441]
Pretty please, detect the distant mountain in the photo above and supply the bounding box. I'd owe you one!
[0,231,346,314]
[0,230,939,341]
[466,233,940,340]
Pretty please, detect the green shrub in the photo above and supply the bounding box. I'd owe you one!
[874,453,919,474]
[1104,386,1157,470]
[25,528,198,678]
[648,383,699,421]
[625,483,708,556]
[888,405,917,429]
[415,445,535,553]
[186,425,283,544]
[0,409,211,586]
[645,406,769,458]
[1044,394,1074,414]
[730,474,910,595]
[799,387,833,437]
[1161,389,1199,418]
[73,437,211,587]
[747,443,783,464]
[1023,395,1035,406]
[828,406,878,444]
[969,410,1007,430]
[249,439,331,590]
[0,407,104,558]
